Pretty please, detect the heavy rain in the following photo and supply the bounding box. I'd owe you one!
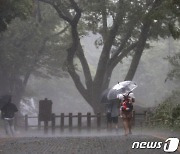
[0,0,180,153]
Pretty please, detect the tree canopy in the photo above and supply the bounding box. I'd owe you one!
[0,0,33,32]
[0,3,67,108]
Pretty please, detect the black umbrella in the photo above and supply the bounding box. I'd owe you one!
[0,94,12,109]
[100,88,111,104]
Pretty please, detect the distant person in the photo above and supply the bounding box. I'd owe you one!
[1,95,18,136]
[110,99,120,130]
[119,92,135,136]
[105,99,120,131]
[105,103,112,130]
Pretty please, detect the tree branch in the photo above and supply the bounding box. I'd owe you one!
[38,0,53,5]
[101,0,108,41]
[40,0,81,64]
[68,65,91,104]
[109,18,139,63]
[23,26,69,87]
[65,1,81,64]
[94,0,125,88]
[60,1,91,102]
[125,0,163,80]
[101,42,138,90]
[52,4,72,23]
[69,0,82,25]
[40,0,87,101]
[124,24,151,81]
[39,0,73,23]
[76,43,93,91]
[109,42,138,69]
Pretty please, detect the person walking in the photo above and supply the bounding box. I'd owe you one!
[105,103,113,130]
[105,100,120,131]
[119,92,135,136]
[110,99,120,130]
[1,95,18,136]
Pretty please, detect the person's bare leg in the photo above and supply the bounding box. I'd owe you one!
[3,120,9,135]
[128,112,133,134]
[122,119,129,135]
[113,123,118,131]
[114,118,119,130]
[128,118,132,134]
[9,120,15,137]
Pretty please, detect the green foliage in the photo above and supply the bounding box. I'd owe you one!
[166,40,180,81]
[74,0,180,52]
[0,3,69,96]
[11,0,33,18]
[0,0,33,31]
[149,90,180,128]
[172,104,180,119]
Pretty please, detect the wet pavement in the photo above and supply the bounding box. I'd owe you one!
[0,129,179,154]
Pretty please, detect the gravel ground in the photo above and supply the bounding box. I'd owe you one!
[0,134,179,154]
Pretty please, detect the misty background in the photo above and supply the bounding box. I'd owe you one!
[0,0,179,119]
[23,36,179,115]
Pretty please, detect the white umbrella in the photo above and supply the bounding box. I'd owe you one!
[107,81,137,100]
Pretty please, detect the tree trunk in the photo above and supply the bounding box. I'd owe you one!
[88,86,106,114]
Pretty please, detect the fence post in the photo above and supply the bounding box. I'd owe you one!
[132,110,135,126]
[60,113,64,132]
[69,113,73,131]
[144,111,147,126]
[97,113,101,130]
[25,114,28,131]
[87,112,91,130]
[144,111,147,121]
[38,115,41,130]
[51,113,56,134]
[78,112,82,131]
[44,121,48,134]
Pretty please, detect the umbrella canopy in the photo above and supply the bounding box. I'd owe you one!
[0,94,12,109]
[107,81,137,100]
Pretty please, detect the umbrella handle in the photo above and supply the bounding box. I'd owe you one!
[127,91,132,96]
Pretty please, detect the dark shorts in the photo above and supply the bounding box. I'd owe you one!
[107,113,118,124]
[112,116,118,124]
[106,113,112,123]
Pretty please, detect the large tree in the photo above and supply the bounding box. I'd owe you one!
[38,0,179,113]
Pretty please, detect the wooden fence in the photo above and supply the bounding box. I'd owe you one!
[20,111,147,134]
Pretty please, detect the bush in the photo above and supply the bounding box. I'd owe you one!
[148,90,180,128]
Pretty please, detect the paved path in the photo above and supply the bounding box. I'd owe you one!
[0,132,180,154]
[0,128,179,154]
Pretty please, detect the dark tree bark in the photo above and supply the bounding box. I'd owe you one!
[100,0,108,41]
[125,21,151,81]
[125,0,163,80]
